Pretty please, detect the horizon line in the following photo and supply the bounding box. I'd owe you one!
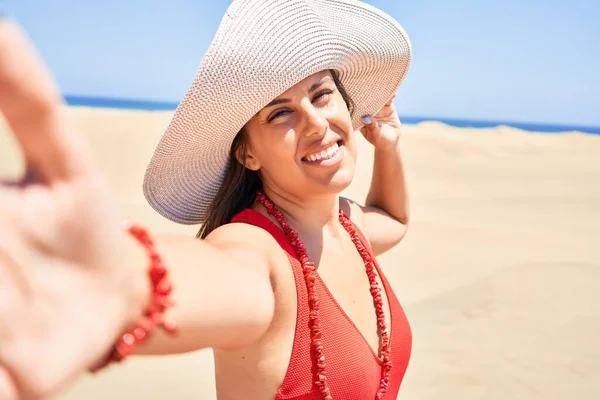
[63,94,600,135]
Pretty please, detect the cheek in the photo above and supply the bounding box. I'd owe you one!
[255,133,299,168]
[326,95,353,129]
[327,103,355,147]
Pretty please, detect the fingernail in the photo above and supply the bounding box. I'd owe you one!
[361,115,372,125]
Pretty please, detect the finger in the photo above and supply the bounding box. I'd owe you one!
[360,115,381,141]
[0,367,18,400]
[0,20,94,183]
[0,251,23,400]
[373,95,397,119]
[384,93,397,107]
[1,169,38,188]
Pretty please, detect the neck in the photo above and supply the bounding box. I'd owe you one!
[258,187,343,238]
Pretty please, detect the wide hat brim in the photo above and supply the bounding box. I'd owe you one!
[143,0,412,225]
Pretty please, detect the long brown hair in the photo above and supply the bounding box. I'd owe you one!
[197,69,355,239]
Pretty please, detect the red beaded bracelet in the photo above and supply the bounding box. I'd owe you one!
[90,219,178,372]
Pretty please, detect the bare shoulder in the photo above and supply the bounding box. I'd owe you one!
[204,220,288,274]
[339,196,407,257]
[339,196,369,230]
[205,220,279,249]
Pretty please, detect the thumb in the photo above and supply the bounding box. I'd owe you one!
[0,20,94,184]
[359,115,381,143]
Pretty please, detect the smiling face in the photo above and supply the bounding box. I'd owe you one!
[240,70,357,201]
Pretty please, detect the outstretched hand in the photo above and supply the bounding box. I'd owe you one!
[0,20,143,399]
[359,94,402,151]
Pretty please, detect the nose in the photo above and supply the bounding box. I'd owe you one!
[299,100,328,137]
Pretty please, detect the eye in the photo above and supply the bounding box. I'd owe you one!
[266,89,335,123]
[313,89,334,103]
[267,109,290,122]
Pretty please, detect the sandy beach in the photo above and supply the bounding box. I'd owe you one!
[1,107,599,399]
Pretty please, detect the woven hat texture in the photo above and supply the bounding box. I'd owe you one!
[143,0,411,225]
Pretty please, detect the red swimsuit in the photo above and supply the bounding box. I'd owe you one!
[231,209,412,399]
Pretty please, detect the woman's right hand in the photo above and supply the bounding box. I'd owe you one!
[0,20,148,399]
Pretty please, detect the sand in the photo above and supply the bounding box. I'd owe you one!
[1,107,599,399]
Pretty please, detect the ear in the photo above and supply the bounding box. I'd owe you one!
[235,145,261,171]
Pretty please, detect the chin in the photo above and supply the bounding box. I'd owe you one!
[296,145,356,196]
[319,167,355,195]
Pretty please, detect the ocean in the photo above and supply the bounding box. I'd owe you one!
[64,95,600,135]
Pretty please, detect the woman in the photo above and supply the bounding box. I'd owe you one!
[0,1,412,399]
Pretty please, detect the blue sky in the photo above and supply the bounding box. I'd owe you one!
[5,0,600,126]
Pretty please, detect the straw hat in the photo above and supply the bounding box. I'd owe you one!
[143,0,411,225]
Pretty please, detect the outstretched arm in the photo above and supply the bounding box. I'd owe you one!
[0,20,275,400]
[131,224,276,356]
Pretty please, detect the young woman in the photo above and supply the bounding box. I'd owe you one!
[0,1,412,399]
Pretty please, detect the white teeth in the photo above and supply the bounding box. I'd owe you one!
[306,142,340,162]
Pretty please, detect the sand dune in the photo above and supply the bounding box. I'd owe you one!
[1,107,599,399]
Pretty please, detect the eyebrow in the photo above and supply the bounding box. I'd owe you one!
[263,79,331,109]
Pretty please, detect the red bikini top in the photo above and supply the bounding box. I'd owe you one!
[231,209,412,399]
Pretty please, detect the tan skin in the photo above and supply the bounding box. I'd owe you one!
[0,21,408,400]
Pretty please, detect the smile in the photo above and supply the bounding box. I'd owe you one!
[304,142,341,162]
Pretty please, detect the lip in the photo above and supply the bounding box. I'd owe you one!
[302,138,343,161]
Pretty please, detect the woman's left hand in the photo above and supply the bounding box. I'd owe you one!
[359,94,401,151]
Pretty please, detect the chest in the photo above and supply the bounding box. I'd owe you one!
[312,238,392,358]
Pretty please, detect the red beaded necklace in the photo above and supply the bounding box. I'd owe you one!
[255,192,392,400]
